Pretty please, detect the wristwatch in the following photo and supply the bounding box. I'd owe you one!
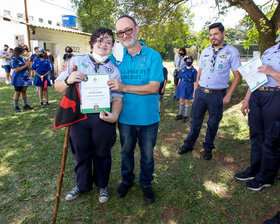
[64,77,71,86]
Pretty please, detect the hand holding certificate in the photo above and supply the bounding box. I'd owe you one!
[238,57,267,92]
[80,74,110,114]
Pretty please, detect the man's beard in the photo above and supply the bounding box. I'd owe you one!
[121,33,138,48]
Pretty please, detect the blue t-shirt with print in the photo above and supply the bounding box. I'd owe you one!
[110,42,164,125]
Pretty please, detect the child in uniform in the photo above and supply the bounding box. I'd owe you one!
[31,49,52,106]
[10,47,33,112]
[175,56,197,122]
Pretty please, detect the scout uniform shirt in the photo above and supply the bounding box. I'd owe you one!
[56,54,123,102]
[198,44,242,90]
[261,43,280,87]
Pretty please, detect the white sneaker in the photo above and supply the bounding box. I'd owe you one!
[99,187,109,203]
[5,80,9,84]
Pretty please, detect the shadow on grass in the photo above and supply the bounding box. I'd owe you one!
[0,81,279,224]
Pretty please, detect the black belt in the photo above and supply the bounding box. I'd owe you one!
[182,79,193,82]
[198,85,227,94]
[257,86,280,92]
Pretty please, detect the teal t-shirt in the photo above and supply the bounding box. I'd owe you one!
[110,42,164,125]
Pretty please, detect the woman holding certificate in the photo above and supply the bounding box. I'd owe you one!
[54,28,123,203]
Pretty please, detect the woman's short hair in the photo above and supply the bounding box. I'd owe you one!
[89,28,115,48]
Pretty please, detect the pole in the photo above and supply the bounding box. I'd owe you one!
[52,126,70,224]
[24,0,31,50]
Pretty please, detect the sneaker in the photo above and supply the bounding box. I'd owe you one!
[40,102,44,107]
[99,187,109,203]
[116,183,132,198]
[234,171,255,181]
[263,211,280,224]
[65,186,81,201]
[183,116,189,122]
[13,106,21,112]
[203,150,212,160]
[246,179,272,191]
[23,104,34,110]
[173,96,177,101]
[5,80,9,84]
[175,115,183,120]
[142,187,155,204]
[46,102,50,106]
[178,146,192,154]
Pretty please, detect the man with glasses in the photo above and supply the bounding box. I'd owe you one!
[177,22,242,160]
[108,15,163,204]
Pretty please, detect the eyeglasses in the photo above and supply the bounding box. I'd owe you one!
[96,39,113,46]
[116,27,134,38]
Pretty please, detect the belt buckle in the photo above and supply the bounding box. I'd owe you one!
[259,87,265,91]
[204,89,210,93]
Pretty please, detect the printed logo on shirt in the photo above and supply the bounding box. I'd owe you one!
[138,56,147,66]
[220,55,227,58]
[105,66,114,74]
[218,64,223,69]
[81,62,88,68]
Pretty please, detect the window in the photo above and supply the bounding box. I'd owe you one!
[17,13,23,19]
[56,22,60,26]
[39,18,43,23]
[48,20,52,25]
[4,10,11,16]
[29,16,34,21]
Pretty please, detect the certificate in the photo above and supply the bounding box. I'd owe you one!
[238,57,267,92]
[80,74,110,113]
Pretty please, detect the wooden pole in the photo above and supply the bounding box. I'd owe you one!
[24,0,31,50]
[52,126,70,224]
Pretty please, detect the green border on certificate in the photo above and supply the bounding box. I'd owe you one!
[81,73,111,114]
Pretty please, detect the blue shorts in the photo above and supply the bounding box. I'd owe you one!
[14,86,24,91]
[3,65,11,73]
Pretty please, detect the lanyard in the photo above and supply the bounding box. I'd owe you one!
[210,44,226,72]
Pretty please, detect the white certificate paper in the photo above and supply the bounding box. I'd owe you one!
[80,74,110,114]
[238,57,267,92]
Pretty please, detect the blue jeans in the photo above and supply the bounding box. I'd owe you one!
[118,122,159,188]
[183,88,225,152]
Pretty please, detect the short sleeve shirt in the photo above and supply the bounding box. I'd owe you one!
[56,54,123,101]
[0,50,9,65]
[31,58,52,75]
[174,55,186,70]
[110,42,164,125]
[198,44,241,89]
[261,43,280,88]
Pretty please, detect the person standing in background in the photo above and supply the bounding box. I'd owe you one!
[173,48,186,100]
[0,44,12,84]
[46,49,55,84]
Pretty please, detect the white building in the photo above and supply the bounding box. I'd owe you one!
[0,0,91,77]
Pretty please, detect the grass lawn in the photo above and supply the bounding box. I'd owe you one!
[0,62,279,224]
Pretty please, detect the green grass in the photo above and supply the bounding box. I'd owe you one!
[0,64,279,223]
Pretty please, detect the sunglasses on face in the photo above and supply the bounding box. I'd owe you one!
[116,27,134,38]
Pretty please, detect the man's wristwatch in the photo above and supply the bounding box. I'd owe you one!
[64,77,71,86]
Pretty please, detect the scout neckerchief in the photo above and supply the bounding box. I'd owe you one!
[210,43,226,72]
[89,56,110,73]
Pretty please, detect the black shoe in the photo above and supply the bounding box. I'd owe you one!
[116,183,132,198]
[23,104,34,110]
[246,179,272,191]
[263,211,280,224]
[175,115,183,120]
[40,102,44,107]
[13,106,21,112]
[142,187,155,204]
[234,171,255,181]
[183,116,189,122]
[46,102,50,106]
[178,146,192,154]
[203,150,212,160]
[173,96,177,101]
